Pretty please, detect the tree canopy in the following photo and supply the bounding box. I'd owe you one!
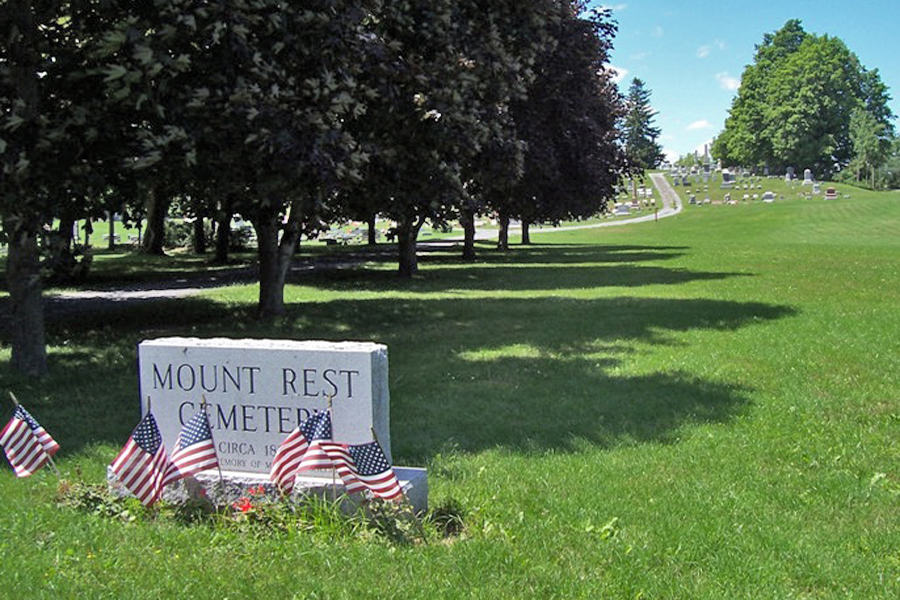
[712,19,895,177]
[1,0,625,375]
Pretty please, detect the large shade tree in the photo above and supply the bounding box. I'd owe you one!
[342,0,552,276]
[0,0,126,375]
[95,0,375,316]
[497,3,624,249]
[713,20,894,177]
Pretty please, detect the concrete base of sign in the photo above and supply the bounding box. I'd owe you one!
[107,466,428,514]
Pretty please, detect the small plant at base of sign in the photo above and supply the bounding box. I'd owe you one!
[55,474,463,544]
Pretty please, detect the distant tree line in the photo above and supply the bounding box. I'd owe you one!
[712,20,896,183]
[1,1,628,376]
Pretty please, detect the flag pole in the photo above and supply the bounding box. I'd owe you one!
[328,394,337,503]
[201,395,225,489]
[9,392,61,479]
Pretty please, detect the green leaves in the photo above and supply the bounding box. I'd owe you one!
[717,20,894,176]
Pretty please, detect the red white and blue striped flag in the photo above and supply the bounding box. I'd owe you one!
[269,411,332,494]
[319,440,403,501]
[163,409,219,486]
[0,405,60,477]
[110,412,172,506]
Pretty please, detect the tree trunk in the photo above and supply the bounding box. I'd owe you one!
[6,226,47,377]
[254,210,282,317]
[141,186,167,255]
[58,215,75,247]
[254,197,306,317]
[107,211,116,250]
[521,221,531,245]
[497,211,510,251]
[460,207,477,260]
[213,200,231,264]
[367,212,377,246]
[192,216,206,254]
[45,213,76,283]
[397,217,423,278]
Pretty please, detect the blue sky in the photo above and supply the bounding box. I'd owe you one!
[588,1,900,161]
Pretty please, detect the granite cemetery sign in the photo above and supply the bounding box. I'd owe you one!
[139,337,391,470]
[123,338,427,509]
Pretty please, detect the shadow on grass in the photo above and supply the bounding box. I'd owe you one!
[287,243,744,293]
[275,295,793,459]
[1,288,795,461]
[415,242,691,266]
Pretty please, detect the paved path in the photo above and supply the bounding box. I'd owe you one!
[432,172,682,243]
[521,172,682,234]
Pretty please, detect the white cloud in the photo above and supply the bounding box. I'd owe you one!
[597,3,628,10]
[630,51,650,60]
[716,72,740,91]
[653,25,664,38]
[608,64,629,85]
[663,148,680,163]
[697,40,726,59]
[687,119,713,131]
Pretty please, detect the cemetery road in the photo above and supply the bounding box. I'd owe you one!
[0,177,683,326]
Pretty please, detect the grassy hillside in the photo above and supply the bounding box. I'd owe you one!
[1,184,898,598]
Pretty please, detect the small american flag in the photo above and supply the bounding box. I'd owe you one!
[269,411,332,494]
[162,409,218,486]
[0,405,60,477]
[110,412,172,506]
[321,440,403,501]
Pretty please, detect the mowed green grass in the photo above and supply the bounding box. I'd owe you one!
[1,185,899,598]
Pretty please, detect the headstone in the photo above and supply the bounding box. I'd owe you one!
[724,193,731,203]
[802,168,813,185]
[615,204,631,215]
[785,166,795,182]
[813,182,821,194]
[721,170,734,189]
[689,194,697,205]
[825,187,838,200]
[762,191,776,203]
[109,338,428,511]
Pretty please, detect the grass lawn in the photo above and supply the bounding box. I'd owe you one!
[1,183,899,598]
